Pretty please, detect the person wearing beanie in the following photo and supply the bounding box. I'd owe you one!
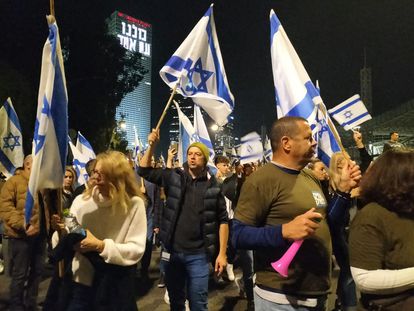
[138,129,229,311]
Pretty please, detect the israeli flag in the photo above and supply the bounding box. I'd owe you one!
[0,98,24,177]
[328,95,372,131]
[240,132,263,165]
[263,135,272,162]
[25,17,68,223]
[270,10,340,166]
[173,101,197,166]
[76,131,96,160]
[69,140,89,185]
[193,104,216,170]
[160,4,234,126]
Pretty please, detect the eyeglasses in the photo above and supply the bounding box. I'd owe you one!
[92,169,105,178]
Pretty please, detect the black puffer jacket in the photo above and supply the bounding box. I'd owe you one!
[138,165,228,260]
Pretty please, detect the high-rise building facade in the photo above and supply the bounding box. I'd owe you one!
[108,11,152,148]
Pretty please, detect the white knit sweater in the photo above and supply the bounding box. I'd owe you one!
[70,188,147,286]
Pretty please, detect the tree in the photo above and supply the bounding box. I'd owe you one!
[0,0,148,154]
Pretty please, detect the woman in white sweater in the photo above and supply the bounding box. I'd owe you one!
[66,151,147,310]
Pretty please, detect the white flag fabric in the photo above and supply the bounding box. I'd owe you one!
[0,98,24,177]
[133,125,144,165]
[239,132,263,165]
[264,135,272,162]
[69,140,89,185]
[328,95,372,131]
[193,104,216,171]
[174,101,197,166]
[270,10,341,166]
[160,4,234,126]
[25,17,68,223]
[76,131,96,160]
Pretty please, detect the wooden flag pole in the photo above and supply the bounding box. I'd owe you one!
[50,0,55,17]
[154,79,181,131]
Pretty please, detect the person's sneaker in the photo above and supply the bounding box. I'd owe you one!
[158,273,166,288]
[226,263,235,281]
[164,289,170,304]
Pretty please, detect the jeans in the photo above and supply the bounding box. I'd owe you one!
[239,249,254,301]
[254,291,327,311]
[9,236,46,311]
[165,252,209,311]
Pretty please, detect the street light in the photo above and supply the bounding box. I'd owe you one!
[211,124,219,131]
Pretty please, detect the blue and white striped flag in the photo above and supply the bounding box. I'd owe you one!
[0,98,24,177]
[160,4,234,126]
[173,101,197,166]
[328,94,372,131]
[270,10,341,166]
[240,132,263,165]
[69,139,89,185]
[76,131,96,160]
[25,17,68,223]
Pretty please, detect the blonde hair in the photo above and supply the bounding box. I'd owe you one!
[329,152,348,191]
[65,166,77,192]
[83,151,144,213]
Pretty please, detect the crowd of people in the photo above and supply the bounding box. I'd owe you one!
[0,116,413,311]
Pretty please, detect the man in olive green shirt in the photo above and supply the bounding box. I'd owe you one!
[232,116,361,311]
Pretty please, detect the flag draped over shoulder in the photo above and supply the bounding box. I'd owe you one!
[328,94,372,131]
[0,98,24,177]
[160,4,234,126]
[25,17,68,223]
[269,10,341,166]
[76,131,96,160]
[239,132,263,165]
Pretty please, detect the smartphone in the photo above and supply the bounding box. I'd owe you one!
[170,142,178,151]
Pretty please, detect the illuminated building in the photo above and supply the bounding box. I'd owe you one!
[107,11,152,148]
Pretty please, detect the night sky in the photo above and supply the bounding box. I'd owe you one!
[121,0,414,143]
[3,0,414,151]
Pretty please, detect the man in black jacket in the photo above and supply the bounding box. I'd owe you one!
[138,129,228,311]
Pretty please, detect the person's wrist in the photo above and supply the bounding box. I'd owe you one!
[97,240,105,253]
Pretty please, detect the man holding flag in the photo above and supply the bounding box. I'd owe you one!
[138,129,228,311]
[232,116,361,310]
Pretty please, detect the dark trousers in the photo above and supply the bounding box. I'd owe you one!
[140,238,153,276]
[9,235,46,311]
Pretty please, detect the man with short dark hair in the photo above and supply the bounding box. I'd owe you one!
[383,131,404,153]
[138,129,228,311]
[233,116,361,311]
[214,155,231,183]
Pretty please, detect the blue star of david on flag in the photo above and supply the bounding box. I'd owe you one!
[3,132,21,151]
[185,58,213,94]
[159,4,234,126]
[343,110,353,119]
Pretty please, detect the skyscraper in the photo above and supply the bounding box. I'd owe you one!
[107,11,152,148]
